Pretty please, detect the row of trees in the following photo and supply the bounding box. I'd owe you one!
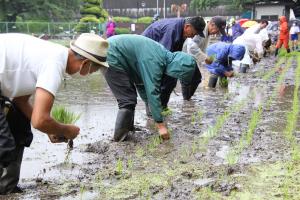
[0,0,108,23]
[0,0,254,24]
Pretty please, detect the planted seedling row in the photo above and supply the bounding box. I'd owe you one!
[280,54,300,199]
[225,57,294,165]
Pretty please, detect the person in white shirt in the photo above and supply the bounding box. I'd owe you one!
[0,33,109,194]
[181,21,222,96]
[290,23,300,51]
[233,29,269,68]
[244,20,269,35]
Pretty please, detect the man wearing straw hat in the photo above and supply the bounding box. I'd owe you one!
[0,33,108,194]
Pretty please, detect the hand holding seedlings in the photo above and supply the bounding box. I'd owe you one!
[205,55,214,64]
[51,106,81,148]
[48,134,68,143]
[156,122,170,140]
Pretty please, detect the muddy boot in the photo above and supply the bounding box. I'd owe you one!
[113,109,134,142]
[275,48,279,56]
[145,103,152,117]
[0,146,24,195]
[181,85,191,101]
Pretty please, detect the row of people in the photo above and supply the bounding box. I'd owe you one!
[0,15,247,194]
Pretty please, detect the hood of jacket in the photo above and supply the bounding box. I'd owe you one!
[165,51,196,84]
[279,16,287,24]
[228,44,245,60]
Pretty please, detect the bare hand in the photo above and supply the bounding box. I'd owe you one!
[205,57,213,65]
[156,123,170,140]
[63,124,80,140]
[224,71,234,77]
[48,134,67,143]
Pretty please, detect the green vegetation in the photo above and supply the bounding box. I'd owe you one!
[219,77,229,87]
[115,158,123,176]
[161,107,173,116]
[51,105,80,124]
[113,17,133,23]
[136,17,152,24]
[76,0,108,32]
[51,105,80,159]
[0,0,80,22]
[226,105,262,165]
[115,27,131,34]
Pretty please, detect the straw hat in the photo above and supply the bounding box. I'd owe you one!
[70,33,109,68]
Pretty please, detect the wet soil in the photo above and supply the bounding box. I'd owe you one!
[4,53,300,199]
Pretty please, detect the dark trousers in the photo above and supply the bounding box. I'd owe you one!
[104,67,137,111]
[161,67,202,106]
[0,146,24,194]
[0,96,32,194]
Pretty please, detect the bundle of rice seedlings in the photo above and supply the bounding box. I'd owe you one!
[51,105,80,149]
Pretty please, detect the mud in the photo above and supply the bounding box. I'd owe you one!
[4,53,300,199]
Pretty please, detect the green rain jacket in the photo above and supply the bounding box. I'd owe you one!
[107,34,196,122]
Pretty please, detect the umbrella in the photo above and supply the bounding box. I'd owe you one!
[238,18,249,26]
[242,20,258,28]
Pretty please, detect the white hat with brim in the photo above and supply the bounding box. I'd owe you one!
[70,33,109,68]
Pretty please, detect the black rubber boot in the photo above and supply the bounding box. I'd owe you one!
[182,85,191,100]
[145,103,152,117]
[0,146,24,195]
[113,109,134,142]
[275,48,279,56]
[287,48,291,53]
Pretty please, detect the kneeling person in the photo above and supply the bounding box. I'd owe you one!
[105,35,197,141]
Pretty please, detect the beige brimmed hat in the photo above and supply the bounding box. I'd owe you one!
[70,33,109,68]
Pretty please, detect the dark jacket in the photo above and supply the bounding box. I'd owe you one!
[107,35,196,122]
[142,18,185,52]
[232,23,244,41]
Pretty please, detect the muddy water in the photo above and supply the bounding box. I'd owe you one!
[19,72,148,186]
[6,55,300,199]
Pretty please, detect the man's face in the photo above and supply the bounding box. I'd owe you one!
[183,24,198,38]
[208,22,219,35]
[260,22,267,29]
[78,60,100,76]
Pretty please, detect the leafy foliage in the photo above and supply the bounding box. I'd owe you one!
[76,0,107,32]
[137,17,152,24]
[113,17,133,23]
[115,27,130,35]
[0,0,81,22]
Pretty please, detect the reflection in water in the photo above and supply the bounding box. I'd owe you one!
[21,72,147,182]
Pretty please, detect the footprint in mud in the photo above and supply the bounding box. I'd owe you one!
[212,181,241,196]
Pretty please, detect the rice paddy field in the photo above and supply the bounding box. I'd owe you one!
[5,50,300,200]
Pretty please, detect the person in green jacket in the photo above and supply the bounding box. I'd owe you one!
[105,34,197,141]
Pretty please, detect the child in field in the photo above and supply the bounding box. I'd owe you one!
[290,22,300,51]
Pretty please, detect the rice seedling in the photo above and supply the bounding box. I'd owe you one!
[51,105,81,149]
[147,135,162,152]
[262,57,285,81]
[79,183,86,200]
[115,158,123,176]
[197,111,203,123]
[135,147,145,158]
[161,107,173,116]
[191,113,196,125]
[226,105,262,165]
[127,157,133,170]
[219,77,228,87]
